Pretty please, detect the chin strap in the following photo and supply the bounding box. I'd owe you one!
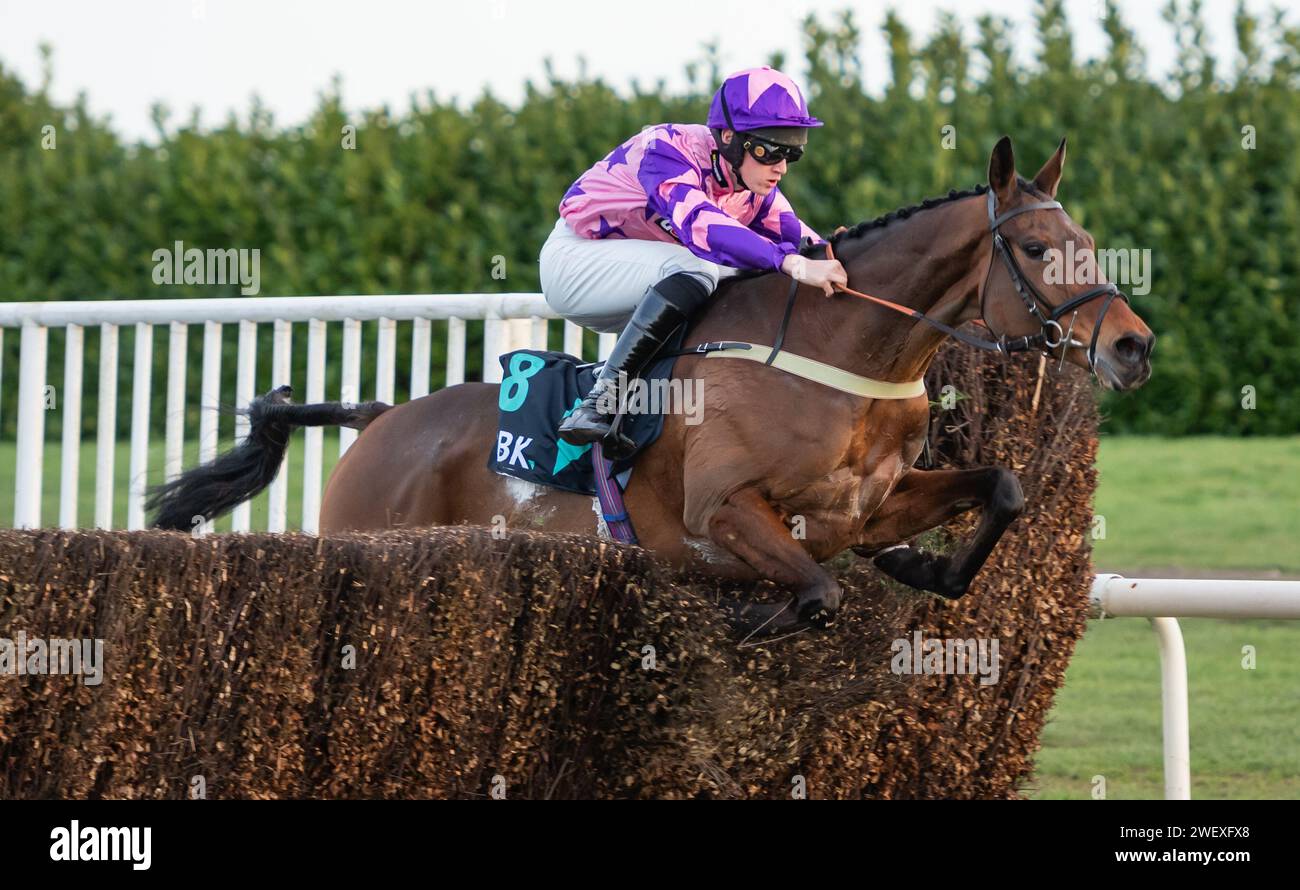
[721,151,748,193]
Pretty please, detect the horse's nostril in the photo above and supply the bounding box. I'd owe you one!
[1115,333,1153,366]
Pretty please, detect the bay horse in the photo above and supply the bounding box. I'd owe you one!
[149,137,1154,635]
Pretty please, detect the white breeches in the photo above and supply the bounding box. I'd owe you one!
[538,217,740,333]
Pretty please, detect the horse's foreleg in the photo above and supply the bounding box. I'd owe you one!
[853,466,1024,599]
[707,486,843,635]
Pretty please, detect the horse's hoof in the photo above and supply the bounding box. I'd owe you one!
[937,573,971,600]
[800,603,837,629]
[876,546,942,591]
[794,581,841,628]
[794,598,834,629]
[876,547,971,599]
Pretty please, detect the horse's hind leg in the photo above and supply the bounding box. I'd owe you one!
[854,466,1024,599]
[707,486,842,635]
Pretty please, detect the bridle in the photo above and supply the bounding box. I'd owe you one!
[980,189,1128,370]
[820,188,1129,371]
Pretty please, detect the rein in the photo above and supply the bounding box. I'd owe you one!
[653,190,1129,400]
[820,190,1129,369]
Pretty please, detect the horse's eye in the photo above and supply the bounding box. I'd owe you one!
[1023,242,1047,260]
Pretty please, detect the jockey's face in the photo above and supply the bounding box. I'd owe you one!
[720,130,788,197]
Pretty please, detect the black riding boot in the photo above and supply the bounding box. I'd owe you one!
[557,272,710,452]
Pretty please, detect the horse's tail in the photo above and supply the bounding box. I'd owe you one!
[147,385,393,531]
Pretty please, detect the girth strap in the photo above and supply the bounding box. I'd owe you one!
[693,341,926,399]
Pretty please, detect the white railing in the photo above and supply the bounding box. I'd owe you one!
[1,294,616,533]
[1089,574,1300,800]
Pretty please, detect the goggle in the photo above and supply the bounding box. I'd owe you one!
[741,134,804,165]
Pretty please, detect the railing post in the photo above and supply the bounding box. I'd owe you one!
[268,319,292,532]
[1150,616,1191,800]
[14,322,48,529]
[127,323,153,530]
[164,321,187,484]
[231,319,257,532]
[563,321,584,360]
[339,318,361,457]
[0,328,6,439]
[410,317,431,399]
[446,317,466,386]
[376,317,396,404]
[302,319,326,534]
[59,325,84,529]
[94,324,118,529]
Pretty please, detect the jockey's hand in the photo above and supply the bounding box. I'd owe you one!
[781,254,848,297]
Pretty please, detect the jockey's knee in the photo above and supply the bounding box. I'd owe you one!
[651,270,713,316]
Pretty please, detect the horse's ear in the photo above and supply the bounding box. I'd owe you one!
[1032,137,1067,199]
[988,136,1016,203]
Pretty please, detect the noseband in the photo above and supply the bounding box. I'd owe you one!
[983,189,1129,370]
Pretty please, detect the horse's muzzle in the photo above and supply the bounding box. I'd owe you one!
[1096,332,1155,390]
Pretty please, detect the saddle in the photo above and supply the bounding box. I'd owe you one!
[486,324,690,498]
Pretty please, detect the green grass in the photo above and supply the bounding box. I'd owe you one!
[1030,616,1300,799]
[1092,435,1300,574]
[1042,435,1300,800]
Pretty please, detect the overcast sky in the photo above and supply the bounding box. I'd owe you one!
[0,0,1282,142]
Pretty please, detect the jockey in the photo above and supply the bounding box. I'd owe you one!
[540,65,847,451]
